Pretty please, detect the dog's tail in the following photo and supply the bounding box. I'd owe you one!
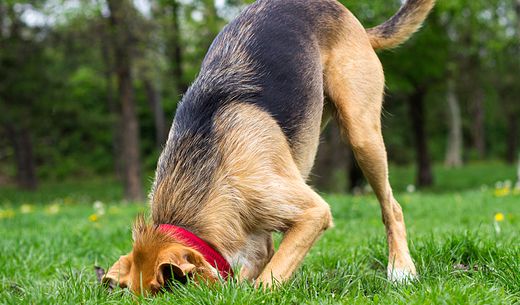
[366,0,435,50]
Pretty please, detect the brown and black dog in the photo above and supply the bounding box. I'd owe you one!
[103,0,435,295]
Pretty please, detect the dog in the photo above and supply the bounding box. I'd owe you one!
[103,0,435,295]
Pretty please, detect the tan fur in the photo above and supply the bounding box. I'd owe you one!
[103,216,218,295]
[105,0,434,294]
[322,9,416,278]
[367,0,436,50]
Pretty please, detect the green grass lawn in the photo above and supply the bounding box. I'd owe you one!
[0,163,519,304]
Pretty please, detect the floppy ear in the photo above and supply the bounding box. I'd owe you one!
[156,247,218,288]
[102,254,132,291]
[158,262,197,286]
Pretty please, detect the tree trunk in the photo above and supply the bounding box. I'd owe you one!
[506,114,518,164]
[512,0,520,165]
[143,77,167,147]
[516,0,520,31]
[471,86,486,159]
[4,123,37,190]
[311,123,349,193]
[169,0,187,94]
[202,0,220,51]
[408,87,434,187]
[99,21,122,178]
[107,0,144,201]
[348,154,364,193]
[445,78,463,167]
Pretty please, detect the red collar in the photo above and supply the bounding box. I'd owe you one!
[158,224,233,280]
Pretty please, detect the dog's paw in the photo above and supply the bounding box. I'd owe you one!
[387,267,417,284]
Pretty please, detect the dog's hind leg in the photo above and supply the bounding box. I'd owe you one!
[323,25,417,282]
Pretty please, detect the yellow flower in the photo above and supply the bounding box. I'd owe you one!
[494,213,505,222]
[45,204,60,215]
[20,204,34,214]
[494,188,510,197]
[89,214,99,222]
[0,208,15,219]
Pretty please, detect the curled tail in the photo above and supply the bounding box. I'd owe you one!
[367,0,435,50]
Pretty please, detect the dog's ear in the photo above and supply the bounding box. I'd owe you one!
[157,262,197,286]
[156,246,218,288]
[102,254,132,291]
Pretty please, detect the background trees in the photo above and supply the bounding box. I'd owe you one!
[0,0,518,196]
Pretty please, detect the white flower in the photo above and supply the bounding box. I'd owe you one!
[406,184,416,193]
[504,180,512,189]
[93,201,105,216]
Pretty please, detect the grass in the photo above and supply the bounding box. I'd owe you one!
[0,162,519,304]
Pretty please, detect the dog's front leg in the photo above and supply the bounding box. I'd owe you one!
[256,186,332,287]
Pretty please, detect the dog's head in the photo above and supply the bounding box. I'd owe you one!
[103,216,218,295]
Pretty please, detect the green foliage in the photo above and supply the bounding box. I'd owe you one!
[0,0,519,185]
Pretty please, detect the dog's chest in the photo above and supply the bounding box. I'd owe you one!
[226,232,272,270]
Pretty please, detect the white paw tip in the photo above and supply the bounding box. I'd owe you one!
[388,268,417,284]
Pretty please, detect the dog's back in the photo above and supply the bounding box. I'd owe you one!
[171,0,346,171]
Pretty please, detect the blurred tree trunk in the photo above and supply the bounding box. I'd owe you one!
[1,5,37,190]
[99,21,122,178]
[143,77,167,147]
[471,85,486,159]
[107,0,144,201]
[506,114,518,164]
[445,78,463,167]
[201,0,221,51]
[408,87,433,187]
[511,0,520,164]
[312,123,348,192]
[168,0,187,94]
[348,154,364,193]
[4,123,37,190]
[311,122,364,193]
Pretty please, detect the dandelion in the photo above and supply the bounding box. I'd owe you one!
[20,204,33,214]
[406,184,416,193]
[89,214,99,222]
[494,181,510,197]
[45,204,60,215]
[494,212,504,222]
[0,208,15,219]
[494,212,504,234]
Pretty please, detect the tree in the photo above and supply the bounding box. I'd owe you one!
[380,6,449,187]
[0,2,43,190]
[444,73,463,167]
[106,0,144,201]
